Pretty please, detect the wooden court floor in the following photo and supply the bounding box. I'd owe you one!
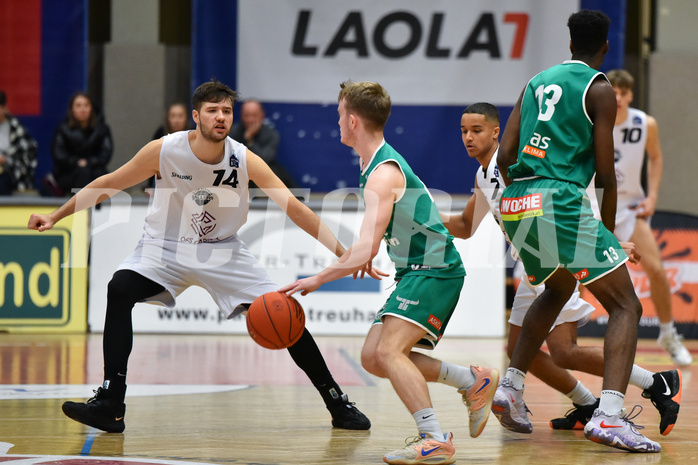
[1,332,696,465]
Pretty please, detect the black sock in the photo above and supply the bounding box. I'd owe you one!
[286,328,344,406]
[102,270,165,404]
[102,377,127,401]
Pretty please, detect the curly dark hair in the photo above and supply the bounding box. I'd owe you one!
[567,10,610,57]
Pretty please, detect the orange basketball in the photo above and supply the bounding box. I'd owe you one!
[246,292,306,350]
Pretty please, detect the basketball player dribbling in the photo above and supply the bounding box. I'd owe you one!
[27,80,373,434]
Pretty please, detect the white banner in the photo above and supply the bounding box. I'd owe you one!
[237,0,576,105]
[87,196,505,337]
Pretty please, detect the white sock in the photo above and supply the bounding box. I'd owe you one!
[566,381,597,406]
[438,362,476,390]
[659,321,674,337]
[504,367,526,390]
[413,408,444,440]
[599,390,624,415]
[628,365,655,390]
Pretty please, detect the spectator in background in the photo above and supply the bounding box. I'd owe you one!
[148,102,191,189]
[152,102,191,140]
[0,90,38,195]
[50,92,113,196]
[230,99,296,187]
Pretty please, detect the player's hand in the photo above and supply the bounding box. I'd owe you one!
[28,213,55,232]
[353,261,390,280]
[280,275,323,297]
[620,241,641,264]
[633,197,656,218]
[244,121,262,142]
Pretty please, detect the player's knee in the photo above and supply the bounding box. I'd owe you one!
[550,348,574,369]
[360,346,381,376]
[369,342,396,376]
[107,272,140,307]
[612,294,643,322]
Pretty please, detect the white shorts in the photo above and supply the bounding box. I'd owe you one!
[117,234,277,318]
[509,279,595,330]
[613,206,640,242]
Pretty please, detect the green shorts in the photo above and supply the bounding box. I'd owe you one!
[500,178,627,286]
[373,274,464,349]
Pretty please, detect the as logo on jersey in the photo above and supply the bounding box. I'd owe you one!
[192,188,214,206]
[633,116,642,125]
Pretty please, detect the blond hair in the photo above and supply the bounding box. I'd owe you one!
[338,81,391,131]
[607,69,635,90]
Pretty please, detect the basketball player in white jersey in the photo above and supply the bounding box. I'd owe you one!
[588,70,692,366]
[441,102,681,437]
[600,69,691,366]
[27,80,374,434]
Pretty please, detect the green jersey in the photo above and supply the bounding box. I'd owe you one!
[508,61,607,188]
[360,141,464,279]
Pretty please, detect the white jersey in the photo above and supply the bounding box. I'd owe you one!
[614,108,648,210]
[586,108,648,241]
[144,131,250,243]
[118,131,277,317]
[475,149,506,233]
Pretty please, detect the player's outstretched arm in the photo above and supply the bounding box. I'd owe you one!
[247,149,348,257]
[281,163,399,296]
[441,184,490,240]
[27,139,162,232]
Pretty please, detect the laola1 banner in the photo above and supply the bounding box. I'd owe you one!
[191,0,626,194]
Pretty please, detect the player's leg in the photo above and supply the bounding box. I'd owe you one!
[371,316,456,465]
[207,237,372,431]
[631,218,692,365]
[582,266,660,452]
[584,265,640,399]
[62,269,166,433]
[503,281,592,431]
[286,327,370,430]
[493,270,577,434]
[508,270,578,372]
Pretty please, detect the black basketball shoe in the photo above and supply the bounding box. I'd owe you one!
[549,398,599,430]
[327,393,371,430]
[62,386,126,433]
[642,369,682,436]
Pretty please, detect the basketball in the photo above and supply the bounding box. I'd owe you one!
[246,292,306,350]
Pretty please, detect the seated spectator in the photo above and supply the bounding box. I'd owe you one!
[152,102,191,140]
[0,90,38,195]
[230,99,296,188]
[51,92,113,195]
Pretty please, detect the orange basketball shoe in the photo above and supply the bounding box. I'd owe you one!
[458,365,500,437]
[383,433,456,465]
